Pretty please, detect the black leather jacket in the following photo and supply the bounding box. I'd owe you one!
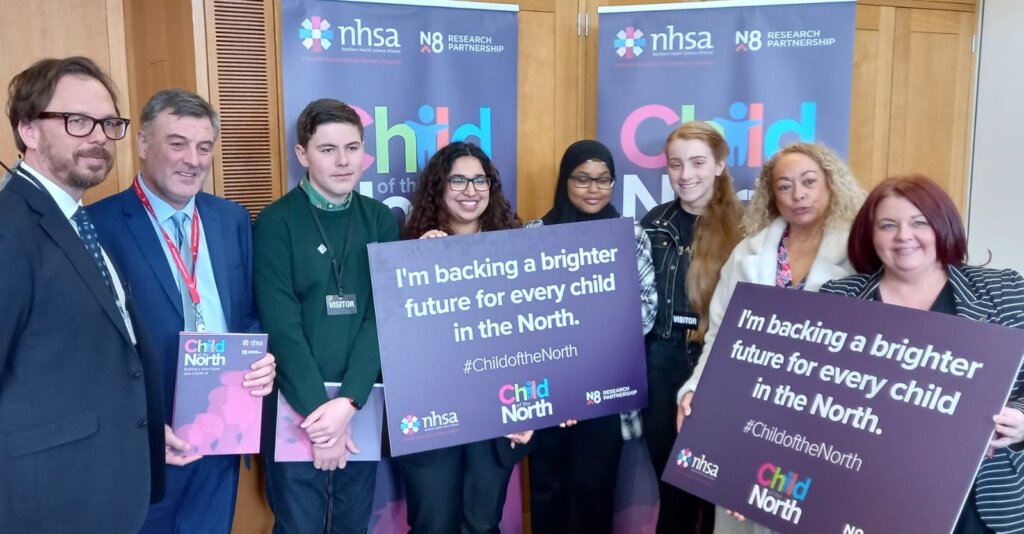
[640,200,693,340]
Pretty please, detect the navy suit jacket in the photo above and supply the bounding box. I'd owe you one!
[89,186,261,421]
[0,168,165,533]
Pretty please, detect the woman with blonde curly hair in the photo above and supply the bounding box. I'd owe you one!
[674,142,866,534]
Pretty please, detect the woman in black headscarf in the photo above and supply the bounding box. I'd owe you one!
[524,139,656,534]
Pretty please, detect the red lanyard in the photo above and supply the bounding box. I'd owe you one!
[132,176,202,307]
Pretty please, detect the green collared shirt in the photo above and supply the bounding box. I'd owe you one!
[300,177,352,211]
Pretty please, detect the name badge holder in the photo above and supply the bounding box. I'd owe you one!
[304,187,357,316]
[133,176,207,331]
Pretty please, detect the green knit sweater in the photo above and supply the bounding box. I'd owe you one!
[254,187,399,415]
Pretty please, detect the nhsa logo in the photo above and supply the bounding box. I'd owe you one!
[749,462,812,525]
[676,447,719,480]
[299,17,334,52]
[299,16,400,53]
[614,27,646,58]
[499,379,553,424]
[400,411,459,437]
[400,415,420,435]
[615,25,713,59]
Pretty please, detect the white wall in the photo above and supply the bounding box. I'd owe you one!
[966,0,1024,271]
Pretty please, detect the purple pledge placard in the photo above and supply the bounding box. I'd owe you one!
[664,283,1024,533]
[276,384,384,462]
[369,218,648,456]
[172,332,268,455]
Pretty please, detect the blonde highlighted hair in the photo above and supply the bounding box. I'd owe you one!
[743,142,865,235]
[665,122,744,343]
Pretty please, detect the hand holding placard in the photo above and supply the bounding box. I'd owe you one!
[664,283,1024,533]
[370,218,648,456]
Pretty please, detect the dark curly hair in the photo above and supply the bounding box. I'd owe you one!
[403,142,520,239]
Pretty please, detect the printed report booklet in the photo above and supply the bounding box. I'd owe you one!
[172,332,268,455]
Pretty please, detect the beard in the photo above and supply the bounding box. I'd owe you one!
[39,141,113,191]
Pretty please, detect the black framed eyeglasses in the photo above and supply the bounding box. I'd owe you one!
[447,175,491,192]
[36,112,130,141]
[569,174,615,190]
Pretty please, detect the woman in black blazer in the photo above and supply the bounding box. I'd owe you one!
[820,174,1024,534]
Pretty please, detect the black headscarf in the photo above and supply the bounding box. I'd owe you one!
[540,140,620,226]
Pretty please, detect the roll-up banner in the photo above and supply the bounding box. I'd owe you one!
[597,0,856,218]
[281,0,519,219]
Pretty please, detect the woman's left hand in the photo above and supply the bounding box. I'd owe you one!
[990,406,1024,449]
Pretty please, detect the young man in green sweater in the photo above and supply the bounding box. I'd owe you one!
[254,99,399,533]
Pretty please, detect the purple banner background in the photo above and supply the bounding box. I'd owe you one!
[276,384,384,461]
[172,332,267,455]
[369,218,648,456]
[664,283,1024,533]
[280,0,518,218]
[597,1,856,218]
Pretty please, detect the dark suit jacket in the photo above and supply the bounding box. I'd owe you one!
[821,264,1024,532]
[0,168,165,533]
[89,186,261,421]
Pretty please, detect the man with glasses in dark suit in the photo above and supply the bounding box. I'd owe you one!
[0,56,166,533]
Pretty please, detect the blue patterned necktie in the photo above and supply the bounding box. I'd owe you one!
[171,212,198,331]
[71,207,113,293]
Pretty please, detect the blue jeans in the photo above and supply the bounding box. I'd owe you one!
[265,458,377,534]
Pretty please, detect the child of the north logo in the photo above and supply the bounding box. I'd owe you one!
[749,462,812,524]
[401,415,420,435]
[299,17,334,52]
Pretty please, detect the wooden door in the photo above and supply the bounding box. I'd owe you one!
[849,4,897,191]
[504,0,587,222]
[0,0,133,204]
[849,3,976,208]
[886,7,975,208]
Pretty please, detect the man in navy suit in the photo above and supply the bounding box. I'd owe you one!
[90,89,276,534]
[0,56,166,533]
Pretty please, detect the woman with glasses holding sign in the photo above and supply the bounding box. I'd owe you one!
[676,142,865,534]
[640,122,744,534]
[819,175,1024,534]
[396,141,527,534]
[524,139,657,534]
